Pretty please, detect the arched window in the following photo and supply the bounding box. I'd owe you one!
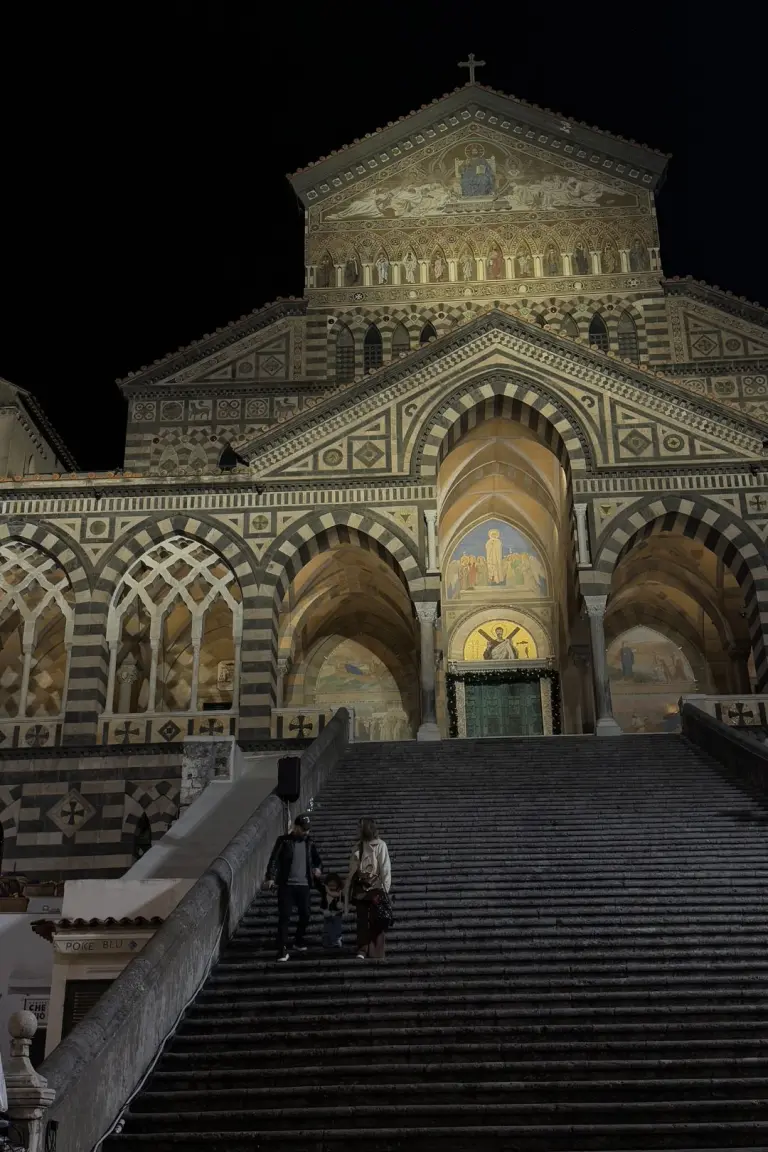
[617,311,639,361]
[363,324,383,372]
[588,313,609,353]
[0,541,74,718]
[420,322,437,346]
[107,535,242,716]
[560,314,579,339]
[391,322,410,357]
[335,325,355,383]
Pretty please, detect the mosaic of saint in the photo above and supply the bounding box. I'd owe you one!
[445,520,548,601]
[463,620,537,662]
[607,626,697,734]
[325,138,639,220]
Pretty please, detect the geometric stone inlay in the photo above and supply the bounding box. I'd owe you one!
[354,441,385,468]
[158,719,183,743]
[619,430,653,457]
[47,789,97,837]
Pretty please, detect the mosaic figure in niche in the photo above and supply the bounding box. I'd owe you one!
[458,251,475,281]
[515,248,533,278]
[602,244,618,273]
[544,244,561,276]
[432,253,447,282]
[487,247,504,280]
[629,240,650,272]
[344,257,361,286]
[403,252,418,284]
[375,255,389,284]
[317,254,335,288]
[572,245,590,275]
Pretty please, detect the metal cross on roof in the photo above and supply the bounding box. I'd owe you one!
[458,53,486,84]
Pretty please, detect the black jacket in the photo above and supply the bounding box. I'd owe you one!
[266,833,323,886]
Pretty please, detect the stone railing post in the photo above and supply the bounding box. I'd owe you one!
[5,1011,55,1152]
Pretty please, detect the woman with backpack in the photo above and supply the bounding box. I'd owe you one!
[344,817,392,959]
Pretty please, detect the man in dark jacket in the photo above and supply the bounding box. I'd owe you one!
[265,813,323,962]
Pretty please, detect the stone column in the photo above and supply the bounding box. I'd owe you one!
[424,509,439,573]
[276,656,291,708]
[5,1011,55,1152]
[619,250,630,273]
[590,250,601,274]
[583,595,623,736]
[533,254,543,278]
[391,262,401,286]
[415,602,440,741]
[574,503,591,566]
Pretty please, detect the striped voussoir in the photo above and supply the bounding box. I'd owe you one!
[238,512,424,740]
[420,379,584,603]
[592,496,768,690]
[63,514,261,745]
[0,522,97,745]
[417,374,590,480]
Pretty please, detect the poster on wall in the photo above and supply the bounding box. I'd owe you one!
[445,519,548,601]
[607,626,697,733]
[312,638,412,742]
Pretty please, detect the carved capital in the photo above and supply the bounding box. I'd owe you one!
[583,594,608,619]
[277,656,292,677]
[424,509,438,527]
[415,601,439,624]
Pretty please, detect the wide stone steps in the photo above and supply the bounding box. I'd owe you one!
[106,735,768,1151]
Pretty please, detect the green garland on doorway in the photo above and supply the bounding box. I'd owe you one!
[446,667,562,737]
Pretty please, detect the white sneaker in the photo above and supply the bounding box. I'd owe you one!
[276,950,290,963]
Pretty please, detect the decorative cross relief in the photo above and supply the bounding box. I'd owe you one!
[458,53,486,83]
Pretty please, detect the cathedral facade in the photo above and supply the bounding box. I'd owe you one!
[2,80,768,877]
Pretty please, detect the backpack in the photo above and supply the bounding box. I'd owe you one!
[352,840,379,899]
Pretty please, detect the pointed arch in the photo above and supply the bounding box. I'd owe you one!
[363,323,383,372]
[391,321,410,357]
[560,313,579,339]
[588,313,609,353]
[335,324,355,382]
[617,310,639,361]
[414,373,592,480]
[419,321,437,346]
[590,495,768,690]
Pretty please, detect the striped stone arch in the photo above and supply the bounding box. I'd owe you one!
[62,514,260,745]
[415,372,586,620]
[240,512,424,740]
[591,495,768,689]
[0,522,91,601]
[416,373,592,480]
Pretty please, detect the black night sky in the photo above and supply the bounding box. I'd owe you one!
[1,4,761,470]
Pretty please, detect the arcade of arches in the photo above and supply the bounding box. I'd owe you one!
[0,426,758,745]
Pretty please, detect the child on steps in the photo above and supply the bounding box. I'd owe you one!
[319,872,345,948]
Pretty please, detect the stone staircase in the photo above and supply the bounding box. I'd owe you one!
[105,735,768,1151]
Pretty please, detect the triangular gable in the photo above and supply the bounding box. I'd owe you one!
[667,295,768,362]
[117,300,307,392]
[290,85,668,212]
[242,311,764,480]
[321,122,643,223]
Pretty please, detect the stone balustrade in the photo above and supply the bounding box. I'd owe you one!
[3,1011,55,1152]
